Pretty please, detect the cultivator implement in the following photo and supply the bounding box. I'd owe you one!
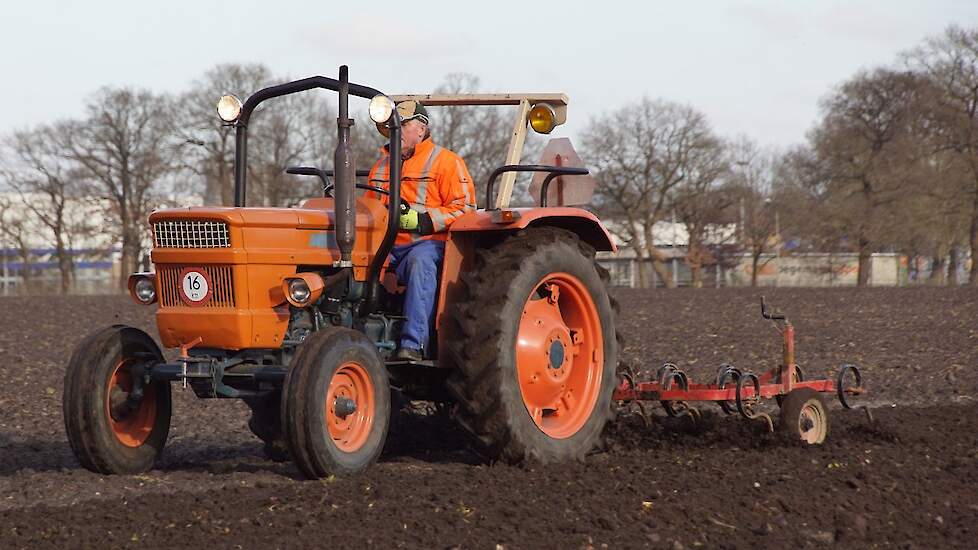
[613,298,867,443]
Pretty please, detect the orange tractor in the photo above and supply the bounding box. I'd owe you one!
[62,67,621,478]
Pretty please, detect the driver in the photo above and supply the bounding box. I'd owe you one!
[366,100,477,361]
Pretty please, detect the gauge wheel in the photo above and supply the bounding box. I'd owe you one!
[778,388,828,444]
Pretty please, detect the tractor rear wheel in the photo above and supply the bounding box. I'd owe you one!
[446,227,619,463]
[281,327,391,478]
[63,325,172,474]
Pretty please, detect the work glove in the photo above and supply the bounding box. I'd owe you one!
[398,203,434,235]
[399,206,420,231]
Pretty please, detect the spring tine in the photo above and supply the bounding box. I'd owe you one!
[635,401,652,428]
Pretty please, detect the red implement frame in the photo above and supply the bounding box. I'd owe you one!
[612,298,865,420]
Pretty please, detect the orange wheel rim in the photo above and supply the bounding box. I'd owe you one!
[325,361,375,453]
[105,360,158,448]
[516,273,603,439]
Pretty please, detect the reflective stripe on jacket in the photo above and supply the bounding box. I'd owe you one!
[366,137,477,245]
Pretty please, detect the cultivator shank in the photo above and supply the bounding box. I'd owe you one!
[613,298,867,442]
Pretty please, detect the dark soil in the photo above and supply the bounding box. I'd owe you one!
[1,288,977,548]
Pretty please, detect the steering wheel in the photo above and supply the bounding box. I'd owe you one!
[286,166,413,210]
[323,182,389,197]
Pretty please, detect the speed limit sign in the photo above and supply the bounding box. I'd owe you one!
[179,267,213,306]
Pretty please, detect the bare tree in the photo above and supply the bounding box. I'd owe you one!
[672,134,730,287]
[907,26,978,284]
[61,87,176,289]
[810,68,925,285]
[729,138,781,287]
[0,196,35,292]
[1,123,84,293]
[584,98,720,288]
[176,64,273,205]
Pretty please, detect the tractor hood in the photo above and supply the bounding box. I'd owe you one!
[148,197,388,270]
[147,197,388,350]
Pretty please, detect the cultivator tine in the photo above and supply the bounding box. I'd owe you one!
[659,366,699,421]
[715,363,741,416]
[635,401,652,427]
[836,364,864,409]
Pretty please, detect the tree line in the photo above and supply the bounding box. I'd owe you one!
[1,25,976,292]
[586,25,978,288]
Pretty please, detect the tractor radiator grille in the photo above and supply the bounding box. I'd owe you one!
[156,265,236,308]
[153,220,230,249]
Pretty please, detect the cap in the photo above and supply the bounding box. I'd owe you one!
[396,100,429,125]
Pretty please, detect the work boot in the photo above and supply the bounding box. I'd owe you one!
[395,347,423,362]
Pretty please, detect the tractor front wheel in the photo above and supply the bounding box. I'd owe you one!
[281,327,391,478]
[446,227,619,463]
[63,325,172,474]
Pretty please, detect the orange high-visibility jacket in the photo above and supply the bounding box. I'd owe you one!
[366,137,477,246]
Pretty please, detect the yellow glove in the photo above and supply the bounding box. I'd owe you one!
[399,208,420,231]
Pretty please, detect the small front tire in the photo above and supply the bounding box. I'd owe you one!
[63,325,172,474]
[282,327,391,478]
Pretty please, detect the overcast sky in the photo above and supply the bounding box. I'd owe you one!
[2,1,975,149]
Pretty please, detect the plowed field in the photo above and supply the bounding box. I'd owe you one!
[1,288,977,549]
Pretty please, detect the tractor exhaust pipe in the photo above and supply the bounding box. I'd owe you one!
[334,65,356,267]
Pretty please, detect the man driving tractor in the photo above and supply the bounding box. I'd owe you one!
[367,100,477,361]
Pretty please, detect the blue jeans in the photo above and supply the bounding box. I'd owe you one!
[389,240,445,352]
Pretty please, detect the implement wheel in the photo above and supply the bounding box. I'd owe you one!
[63,325,172,474]
[779,388,828,444]
[282,327,390,478]
[446,227,619,463]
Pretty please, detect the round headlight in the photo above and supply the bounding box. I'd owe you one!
[368,94,395,124]
[134,277,156,304]
[288,279,311,305]
[528,102,557,134]
[217,94,243,123]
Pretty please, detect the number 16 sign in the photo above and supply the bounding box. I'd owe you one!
[179,267,213,307]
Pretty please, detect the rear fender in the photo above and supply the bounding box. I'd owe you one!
[446,207,615,252]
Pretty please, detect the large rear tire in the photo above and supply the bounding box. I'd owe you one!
[446,227,619,463]
[63,325,172,474]
[282,327,391,478]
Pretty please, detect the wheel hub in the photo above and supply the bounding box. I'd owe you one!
[105,360,158,448]
[334,396,358,418]
[548,339,565,370]
[326,362,375,453]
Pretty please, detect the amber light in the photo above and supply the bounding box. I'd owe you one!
[529,103,557,134]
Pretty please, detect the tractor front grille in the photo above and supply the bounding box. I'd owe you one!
[157,265,236,308]
[153,220,230,249]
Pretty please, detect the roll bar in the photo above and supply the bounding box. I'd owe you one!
[232,67,402,309]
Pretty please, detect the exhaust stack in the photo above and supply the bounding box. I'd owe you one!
[334,65,356,267]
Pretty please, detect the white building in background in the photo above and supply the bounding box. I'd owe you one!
[595,218,914,288]
[0,191,121,294]
[0,191,208,295]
